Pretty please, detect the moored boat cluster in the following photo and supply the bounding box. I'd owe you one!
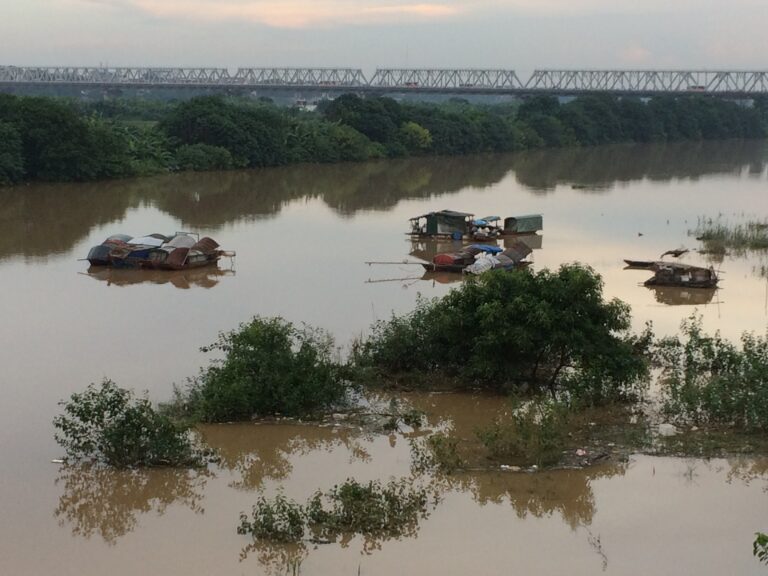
[87,232,235,270]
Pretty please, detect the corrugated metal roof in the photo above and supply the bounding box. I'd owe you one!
[191,237,219,253]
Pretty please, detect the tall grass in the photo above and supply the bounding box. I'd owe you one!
[693,216,768,254]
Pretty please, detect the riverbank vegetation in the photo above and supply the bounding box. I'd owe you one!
[3,92,767,185]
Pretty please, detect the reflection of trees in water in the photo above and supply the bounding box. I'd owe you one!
[200,423,371,491]
[0,180,141,260]
[150,155,512,228]
[511,140,768,192]
[2,141,765,259]
[438,462,626,530]
[54,463,210,544]
[402,391,629,529]
[240,540,308,576]
[725,456,768,490]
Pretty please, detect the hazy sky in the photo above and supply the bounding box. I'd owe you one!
[3,0,767,75]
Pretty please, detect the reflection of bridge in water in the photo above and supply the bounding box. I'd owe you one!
[1,66,767,97]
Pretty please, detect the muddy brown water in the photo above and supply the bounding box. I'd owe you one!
[1,141,767,574]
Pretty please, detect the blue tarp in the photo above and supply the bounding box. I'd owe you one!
[469,244,503,254]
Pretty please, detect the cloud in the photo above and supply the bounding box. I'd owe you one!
[79,0,462,28]
[70,0,765,29]
[619,44,652,66]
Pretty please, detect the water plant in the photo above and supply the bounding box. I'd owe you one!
[53,380,203,467]
[692,216,768,254]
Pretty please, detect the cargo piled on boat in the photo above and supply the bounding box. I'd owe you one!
[86,232,235,270]
[423,240,532,274]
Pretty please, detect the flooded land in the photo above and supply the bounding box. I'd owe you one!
[1,140,767,574]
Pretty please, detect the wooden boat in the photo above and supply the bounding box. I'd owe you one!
[86,232,235,270]
[643,262,718,288]
[623,259,657,269]
[624,259,719,288]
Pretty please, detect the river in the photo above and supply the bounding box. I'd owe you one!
[0,140,767,574]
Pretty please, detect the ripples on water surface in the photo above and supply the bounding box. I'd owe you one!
[1,141,767,574]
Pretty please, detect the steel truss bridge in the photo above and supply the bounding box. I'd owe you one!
[1,66,767,97]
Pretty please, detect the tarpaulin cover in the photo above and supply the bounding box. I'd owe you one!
[128,236,165,247]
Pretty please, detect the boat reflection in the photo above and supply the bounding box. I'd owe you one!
[83,265,234,289]
[647,285,719,306]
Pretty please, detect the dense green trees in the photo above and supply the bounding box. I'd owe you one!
[0,120,24,184]
[171,317,349,422]
[1,92,766,185]
[354,265,651,404]
[160,96,287,167]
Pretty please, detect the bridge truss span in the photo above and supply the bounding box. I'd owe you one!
[0,66,233,85]
[1,65,767,96]
[232,67,367,87]
[369,68,523,90]
[526,69,768,94]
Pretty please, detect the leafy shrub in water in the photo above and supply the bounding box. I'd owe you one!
[656,315,768,431]
[176,317,348,422]
[238,478,431,545]
[355,265,650,402]
[755,532,768,565]
[476,398,570,466]
[53,380,202,467]
[306,478,429,540]
[410,432,464,474]
[238,494,305,543]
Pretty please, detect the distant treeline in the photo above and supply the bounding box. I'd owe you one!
[1,92,767,185]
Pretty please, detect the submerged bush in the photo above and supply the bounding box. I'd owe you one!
[238,494,305,543]
[174,317,348,422]
[476,398,571,466]
[410,432,464,474]
[755,533,768,564]
[306,478,430,541]
[53,380,203,467]
[238,478,431,545]
[355,264,650,402]
[656,315,768,431]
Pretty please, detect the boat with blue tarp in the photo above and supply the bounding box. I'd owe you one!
[422,241,531,273]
